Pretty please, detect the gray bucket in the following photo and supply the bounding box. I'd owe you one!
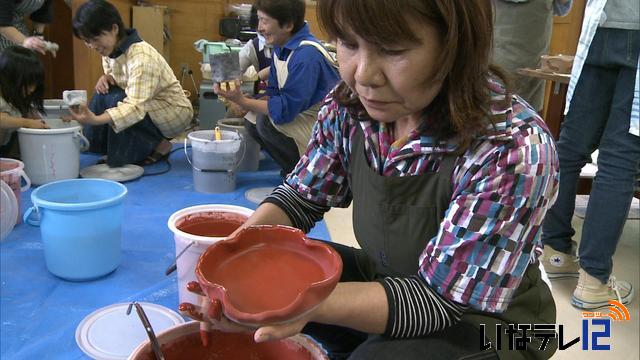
[43,99,69,119]
[185,130,244,193]
[218,118,260,172]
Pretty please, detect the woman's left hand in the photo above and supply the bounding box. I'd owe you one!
[179,298,314,343]
[67,104,108,125]
[253,313,314,343]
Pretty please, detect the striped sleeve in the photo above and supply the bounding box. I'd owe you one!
[379,276,467,339]
[262,183,330,233]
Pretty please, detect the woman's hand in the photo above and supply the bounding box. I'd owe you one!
[95,75,116,95]
[226,102,248,118]
[214,80,244,103]
[67,104,108,125]
[22,36,47,55]
[178,296,313,343]
[21,118,49,129]
[253,312,314,343]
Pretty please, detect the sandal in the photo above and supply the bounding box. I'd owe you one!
[96,155,108,165]
[137,150,170,166]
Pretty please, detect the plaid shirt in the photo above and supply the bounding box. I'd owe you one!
[103,41,192,138]
[286,78,560,312]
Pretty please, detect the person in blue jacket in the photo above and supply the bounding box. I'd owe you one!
[215,0,339,176]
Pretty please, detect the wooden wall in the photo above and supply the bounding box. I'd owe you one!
[57,0,581,107]
[40,0,75,99]
[542,0,586,115]
[68,0,327,100]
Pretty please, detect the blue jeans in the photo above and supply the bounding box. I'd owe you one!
[85,86,165,167]
[542,28,640,283]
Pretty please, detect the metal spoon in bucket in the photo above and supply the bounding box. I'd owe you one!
[127,302,165,360]
[165,241,195,276]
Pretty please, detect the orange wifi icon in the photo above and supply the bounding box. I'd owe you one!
[607,300,630,321]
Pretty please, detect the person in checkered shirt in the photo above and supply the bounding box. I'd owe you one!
[68,0,193,167]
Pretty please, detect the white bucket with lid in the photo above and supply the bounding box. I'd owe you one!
[17,118,89,185]
[167,204,253,305]
[184,129,244,193]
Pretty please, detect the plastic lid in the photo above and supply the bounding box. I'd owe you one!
[75,302,185,360]
[80,164,144,183]
[0,180,18,241]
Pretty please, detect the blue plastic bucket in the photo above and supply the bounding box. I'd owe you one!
[23,178,127,281]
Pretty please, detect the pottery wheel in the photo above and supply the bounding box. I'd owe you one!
[80,164,144,182]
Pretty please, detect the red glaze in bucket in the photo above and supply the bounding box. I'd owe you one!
[195,225,342,325]
[129,321,328,360]
[176,211,246,237]
[167,205,254,305]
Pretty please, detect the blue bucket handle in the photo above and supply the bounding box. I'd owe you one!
[23,206,41,226]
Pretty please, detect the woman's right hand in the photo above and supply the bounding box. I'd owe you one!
[95,75,116,94]
[22,36,47,55]
[21,119,49,129]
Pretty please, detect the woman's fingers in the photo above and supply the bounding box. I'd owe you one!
[23,37,46,55]
[254,320,305,343]
[178,300,255,333]
[186,281,205,296]
[95,80,107,94]
[178,302,205,321]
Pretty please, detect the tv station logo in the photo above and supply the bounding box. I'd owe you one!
[480,300,630,352]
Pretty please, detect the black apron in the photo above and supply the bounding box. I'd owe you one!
[348,124,557,359]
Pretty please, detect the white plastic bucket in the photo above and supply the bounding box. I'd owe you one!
[218,118,260,171]
[0,158,31,225]
[17,119,89,185]
[167,204,253,305]
[184,130,244,193]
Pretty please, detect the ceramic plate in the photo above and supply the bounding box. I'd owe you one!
[80,164,144,183]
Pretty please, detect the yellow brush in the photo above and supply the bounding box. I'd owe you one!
[214,126,222,141]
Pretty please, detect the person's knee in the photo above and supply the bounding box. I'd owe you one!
[90,86,126,113]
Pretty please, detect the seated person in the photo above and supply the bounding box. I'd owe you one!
[215,0,339,176]
[0,46,49,158]
[68,0,193,167]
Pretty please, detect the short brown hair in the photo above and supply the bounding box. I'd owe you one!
[318,0,508,151]
[255,0,306,34]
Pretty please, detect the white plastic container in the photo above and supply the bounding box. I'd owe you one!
[167,204,253,305]
[0,158,31,225]
[17,119,89,185]
[218,118,260,171]
[185,129,243,193]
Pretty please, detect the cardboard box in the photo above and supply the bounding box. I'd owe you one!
[132,5,170,61]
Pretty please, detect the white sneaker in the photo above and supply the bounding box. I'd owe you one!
[571,269,634,310]
[540,243,579,279]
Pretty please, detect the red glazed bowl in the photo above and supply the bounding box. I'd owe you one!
[195,225,342,325]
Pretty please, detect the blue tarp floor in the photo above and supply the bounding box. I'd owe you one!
[0,145,330,359]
